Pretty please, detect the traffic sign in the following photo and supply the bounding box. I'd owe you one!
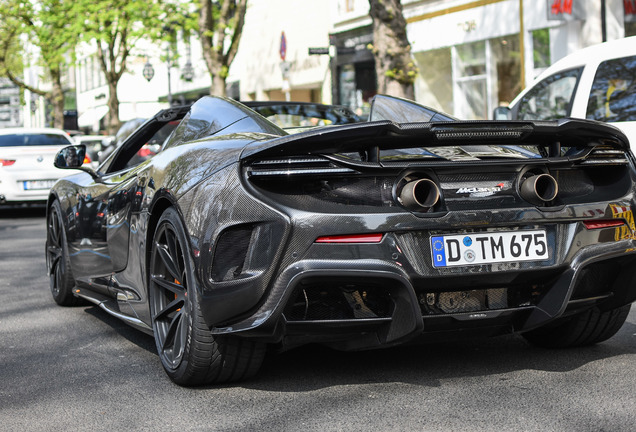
[280,31,287,61]
[308,47,329,55]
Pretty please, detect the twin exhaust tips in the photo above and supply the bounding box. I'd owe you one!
[397,171,558,212]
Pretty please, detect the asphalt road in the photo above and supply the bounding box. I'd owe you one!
[1,205,635,432]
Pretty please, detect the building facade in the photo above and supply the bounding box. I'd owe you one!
[75,40,169,133]
[71,0,636,133]
[332,0,634,119]
[0,78,22,128]
[227,0,334,103]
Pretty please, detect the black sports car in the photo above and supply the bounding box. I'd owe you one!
[47,95,636,386]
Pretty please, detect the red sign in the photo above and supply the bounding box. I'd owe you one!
[280,31,287,61]
[547,0,585,20]
[551,0,572,15]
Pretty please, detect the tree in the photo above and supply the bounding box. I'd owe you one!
[196,0,248,96]
[0,0,78,129]
[73,0,166,134]
[368,0,417,99]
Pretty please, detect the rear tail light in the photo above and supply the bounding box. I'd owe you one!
[83,155,92,165]
[315,233,384,244]
[0,159,16,167]
[583,220,626,230]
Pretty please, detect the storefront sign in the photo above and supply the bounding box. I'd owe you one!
[547,0,586,21]
[457,20,477,33]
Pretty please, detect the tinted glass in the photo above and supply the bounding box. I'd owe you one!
[516,67,582,120]
[0,133,71,147]
[249,103,360,129]
[586,55,636,122]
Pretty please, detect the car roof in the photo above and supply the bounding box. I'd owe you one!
[534,36,636,81]
[509,36,636,109]
[0,127,71,137]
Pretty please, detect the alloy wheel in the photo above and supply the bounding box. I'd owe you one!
[46,206,64,297]
[150,221,190,370]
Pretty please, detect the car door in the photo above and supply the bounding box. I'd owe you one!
[68,108,186,283]
[67,179,116,287]
[67,166,148,286]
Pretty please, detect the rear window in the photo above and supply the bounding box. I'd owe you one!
[586,55,636,122]
[0,133,71,147]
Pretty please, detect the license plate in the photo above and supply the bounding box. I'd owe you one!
[23,180,56,190]
[431,230,549,268]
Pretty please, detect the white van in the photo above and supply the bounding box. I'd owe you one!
[495,36,636,146]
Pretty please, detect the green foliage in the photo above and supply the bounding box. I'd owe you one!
[384,62,419,85]
[0,0,78,84]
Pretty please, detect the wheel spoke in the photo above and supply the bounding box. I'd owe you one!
[49,255,61,276]
[166,230,179,268]
[172,318,186,361]
[153,297,183,322]
[155,242,182,283]
[161,310,182,352]
[151,274,184,296]
[47,245,62,263]
[50,210,61,246]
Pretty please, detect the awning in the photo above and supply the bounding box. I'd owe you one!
[77,106,108,128]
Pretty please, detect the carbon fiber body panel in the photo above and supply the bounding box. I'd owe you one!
[48,95,636,352]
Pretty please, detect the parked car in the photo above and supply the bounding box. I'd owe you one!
[47,95,636,386]
[495,36,636,145]
[73,135,113,167]
[98,118,172,165]
[0,127,76,204]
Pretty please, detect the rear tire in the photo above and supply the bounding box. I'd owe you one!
[46,200,82,306]
[522,304,631,348]
[149,208,265,386]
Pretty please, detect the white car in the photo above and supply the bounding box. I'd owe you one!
[0,128,75,204]
[496,36,636,146]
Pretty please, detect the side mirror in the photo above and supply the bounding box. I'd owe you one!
[54,144,101,181]
[493,106,512,120]
[55,145,87,169]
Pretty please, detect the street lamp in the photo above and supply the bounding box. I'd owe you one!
[180,38,195,82]
[181,61,194,82]
[143,58,155,82]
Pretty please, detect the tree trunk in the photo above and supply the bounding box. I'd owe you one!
[49,71,65,130]
[107,79,121,135]
[369,0,417,99]
[211,73,227,97]
[198,0,247,98]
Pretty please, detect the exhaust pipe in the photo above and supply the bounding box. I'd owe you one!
[519,173,558,205]
[399,178,440,211]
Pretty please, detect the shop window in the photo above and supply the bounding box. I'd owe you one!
[532,29,551,71]
[338,62,376,116]
[455,41,488,120]
[457,41,486,76]
[515,67,582,120]
[339,64,357,108]
[413,48,453,115]
[586,55,636,122]
[491,35,521,106]
[626,0,636,36]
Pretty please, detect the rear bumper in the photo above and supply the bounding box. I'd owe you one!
[0,171,63,203]
[200,227,636,350]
